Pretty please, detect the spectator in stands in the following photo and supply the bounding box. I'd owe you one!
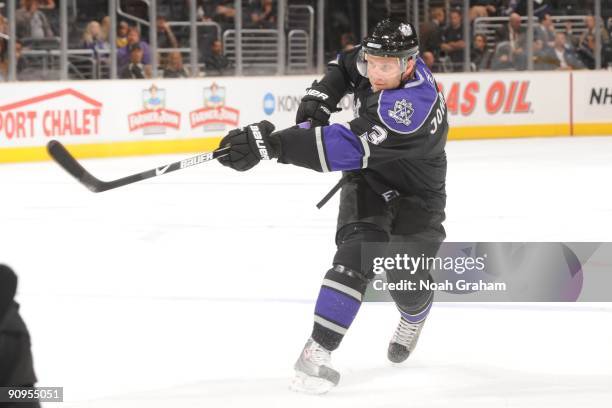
[117,27,152,75]
[471,33,493,70]
[163,51,189,78]
[0,39,26,80]
[82,21,110,55]
[249,0,276,29]
[211,0,236,31]
[495,12,527,69]
[204,39,231,76]
[469,0,500,20]
[421,50,440,72]
[578,15,609,48]
[340,32,356,52]
[490,42,516,70]
[562,20,581,49]
[419,7,445,56]
[577,33,597,69]
[156,15,179,68]
[534,13,556,49]
[15,0,54,40]
[0,7,7,35]
[531,14,552,67]
[603,42,612,69]
[119,43,150,79]
[536,32,584,70]
[509,0,552,19]
[116,21,129,48]
[440,8,466,71]
[157,15,179,49]
[37,0,54,10]
[100,16,111,44]
[496,12,522,45]
[122,0,147,22]
[0,37,7,81]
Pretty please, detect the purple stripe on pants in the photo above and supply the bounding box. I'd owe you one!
[399,301,432,324]
[314,286,362,328]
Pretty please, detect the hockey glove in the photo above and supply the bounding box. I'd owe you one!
[295,82,340,127]
[218,120,277,172]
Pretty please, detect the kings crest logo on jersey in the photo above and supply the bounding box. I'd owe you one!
[127,85,181,135]
[190,82,240,132]
[388,99,415,126]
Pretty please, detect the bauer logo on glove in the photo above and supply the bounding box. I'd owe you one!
[249,125,270,160]
[218,120,277,172]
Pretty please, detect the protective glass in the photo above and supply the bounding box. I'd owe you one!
[356,50,405,79]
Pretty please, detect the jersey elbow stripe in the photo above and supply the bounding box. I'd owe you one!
[322,124,365,171]
[315,127,331,172]
[359,135,370,168]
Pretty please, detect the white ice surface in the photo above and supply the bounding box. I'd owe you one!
[1,136,611,407]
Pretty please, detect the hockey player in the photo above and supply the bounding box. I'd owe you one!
[217,19,447,393]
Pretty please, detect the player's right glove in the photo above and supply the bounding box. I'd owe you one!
[217,120,277,172]
[295,81,340,127]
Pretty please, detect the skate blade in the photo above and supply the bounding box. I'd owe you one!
[289,371,336,395]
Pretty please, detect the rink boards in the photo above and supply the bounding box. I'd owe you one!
[0,70,610,162]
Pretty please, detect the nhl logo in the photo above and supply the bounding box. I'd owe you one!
[388,99,414,126]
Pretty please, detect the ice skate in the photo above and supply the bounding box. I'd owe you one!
[290,337,340,394]
[387,316,425,363]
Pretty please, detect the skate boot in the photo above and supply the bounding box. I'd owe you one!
[387,316,426,363]
[290,337,340,394]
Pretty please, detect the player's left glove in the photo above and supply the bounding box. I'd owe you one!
[295,81,340,127]
[217,120,277,171]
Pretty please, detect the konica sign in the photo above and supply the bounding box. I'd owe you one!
[263,92,275,115]
[263,91,354,118]
[263,92,304,115]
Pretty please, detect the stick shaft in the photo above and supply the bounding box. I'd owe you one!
[47,140,229,193]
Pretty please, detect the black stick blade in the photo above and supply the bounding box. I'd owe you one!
[47,140,106,192]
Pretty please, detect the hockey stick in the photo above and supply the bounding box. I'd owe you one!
[46,140,229,193]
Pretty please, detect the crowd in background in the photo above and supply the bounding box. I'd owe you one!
[0,0,270,80]
[1,0,612,81]
[330,0,612,72]
[416,4,612,71]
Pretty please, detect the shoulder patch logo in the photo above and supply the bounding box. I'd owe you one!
[388,99,414,126]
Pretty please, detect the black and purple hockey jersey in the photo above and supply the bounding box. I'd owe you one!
[274,46,448,218]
